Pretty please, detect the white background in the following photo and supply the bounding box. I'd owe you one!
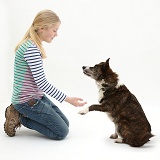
[0,0,160,159]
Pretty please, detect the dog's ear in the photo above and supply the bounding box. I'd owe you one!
[106,58,110,63]
[105,58,110,68]
[105,58,113,74]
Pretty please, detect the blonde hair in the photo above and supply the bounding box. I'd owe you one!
[15,9,61,59]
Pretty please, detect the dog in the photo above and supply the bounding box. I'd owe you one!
[78,58,153,147]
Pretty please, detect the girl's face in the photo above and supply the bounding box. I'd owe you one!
[38,22,61,43]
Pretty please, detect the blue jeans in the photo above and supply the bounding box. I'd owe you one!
[14,95,69,140]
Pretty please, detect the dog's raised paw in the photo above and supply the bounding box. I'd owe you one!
[78,108,89,115]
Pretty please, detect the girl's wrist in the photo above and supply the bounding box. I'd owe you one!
[64,96,70,103]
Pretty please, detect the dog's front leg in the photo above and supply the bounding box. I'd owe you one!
[110,124,118,139]
[78,104,107,115]
[110,124,123,144]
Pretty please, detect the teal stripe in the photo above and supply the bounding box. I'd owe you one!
[12,40,33,104]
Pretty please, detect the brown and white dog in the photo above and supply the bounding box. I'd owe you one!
[79,58,153,147]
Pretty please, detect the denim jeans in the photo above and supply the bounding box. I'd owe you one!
[14,95,69,140]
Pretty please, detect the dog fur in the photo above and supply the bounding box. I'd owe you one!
[79,58,153,147]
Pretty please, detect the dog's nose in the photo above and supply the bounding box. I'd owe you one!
[82,66,86,70]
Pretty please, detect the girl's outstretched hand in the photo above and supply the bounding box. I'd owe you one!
[65,96,87,107]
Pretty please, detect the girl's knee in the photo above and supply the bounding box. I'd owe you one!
[51,127,69,140]
[57,127,69,140]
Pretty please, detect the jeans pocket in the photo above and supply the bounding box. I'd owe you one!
[27,99,39,107]
[27,99,46,114]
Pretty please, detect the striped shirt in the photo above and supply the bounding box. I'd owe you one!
[11,40,67,105]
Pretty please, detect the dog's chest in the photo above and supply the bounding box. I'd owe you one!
[96,81,105,103]
[98,88,105,103]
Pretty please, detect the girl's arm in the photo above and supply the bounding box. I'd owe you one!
[24,46,66,103]
[24,45,87,107]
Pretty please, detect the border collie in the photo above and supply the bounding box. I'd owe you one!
[79,58,153,147]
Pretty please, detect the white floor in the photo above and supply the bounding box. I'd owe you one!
[0,101,159,160]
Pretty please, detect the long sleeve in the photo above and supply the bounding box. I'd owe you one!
[24,46,67,103]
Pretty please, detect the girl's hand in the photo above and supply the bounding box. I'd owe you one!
[65,96,87,107]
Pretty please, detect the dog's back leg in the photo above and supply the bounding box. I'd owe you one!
[115,138,123,143]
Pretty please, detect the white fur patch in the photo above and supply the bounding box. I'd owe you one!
[78,108,89,115]
[110,133,118,139]
[115,138,123,143]
[96,79,106,103]
[115,79,123,88]
[106,113,114,121]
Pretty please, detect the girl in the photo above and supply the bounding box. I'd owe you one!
[4,9,86,140]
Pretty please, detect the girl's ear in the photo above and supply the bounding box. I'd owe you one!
[37,27,44,33]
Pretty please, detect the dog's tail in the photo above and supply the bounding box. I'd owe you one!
[123,132,154,147]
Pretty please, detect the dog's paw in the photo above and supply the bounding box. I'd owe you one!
[78,108,89,115]
[114,138,123,143]
[110,133,118,139]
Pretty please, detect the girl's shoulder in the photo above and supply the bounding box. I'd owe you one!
[17,39,35,52]
[16,40,40,58]
[24,39,36,48]
[23,40,42,58]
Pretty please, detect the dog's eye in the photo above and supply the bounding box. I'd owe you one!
[95,65,99,69]
[93,65,99,71]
